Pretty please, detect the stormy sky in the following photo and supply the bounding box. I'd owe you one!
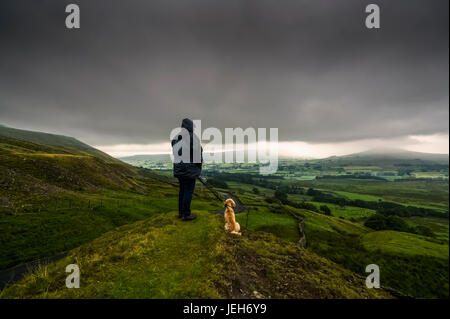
[0,0,448,156]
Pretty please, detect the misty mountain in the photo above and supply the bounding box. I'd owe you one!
[321,148,448,168]
[343,148,448,163]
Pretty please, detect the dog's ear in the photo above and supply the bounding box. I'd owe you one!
[231,199,236,207]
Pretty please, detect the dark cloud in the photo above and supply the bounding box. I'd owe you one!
[0,0,448,145]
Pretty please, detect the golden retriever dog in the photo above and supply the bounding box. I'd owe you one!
[224,198,241,236]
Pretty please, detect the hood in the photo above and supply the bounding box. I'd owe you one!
[181,118,194,133]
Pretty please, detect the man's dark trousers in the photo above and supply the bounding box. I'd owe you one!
[178,177,196,218]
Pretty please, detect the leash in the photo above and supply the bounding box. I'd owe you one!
[197,177,224,202]
[197,177,250,230]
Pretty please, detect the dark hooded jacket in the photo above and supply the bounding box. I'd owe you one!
[171,118,203,179]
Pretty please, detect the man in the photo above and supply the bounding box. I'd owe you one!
[171,118,203,221]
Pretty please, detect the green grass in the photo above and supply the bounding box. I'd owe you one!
[226,181,275,197]
[1,211,392,299]
[403,217,449,240]
[334,191,383,202]
[308,201,376,220]
[236,207,300,243]
[287,193,312,202]
[290,207,449,298]
[0,181,221,270]
[0,211,234,298]
[361,230,449,259]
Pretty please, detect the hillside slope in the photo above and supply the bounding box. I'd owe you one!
[0,126,193,269]
[0,126,147,207]
[0,211,391,299]
[291,207,449,298]
[0,125,115,162]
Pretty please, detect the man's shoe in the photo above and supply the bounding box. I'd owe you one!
[182,214,197,221]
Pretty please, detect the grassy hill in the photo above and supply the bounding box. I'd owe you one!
[0,126,210,269]
[0,125,115,162]
[0,125,145,199]
[0,211,390,299]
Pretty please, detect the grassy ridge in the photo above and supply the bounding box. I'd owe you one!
[1,211,391,299]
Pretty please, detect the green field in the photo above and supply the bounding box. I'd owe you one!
[362,231,448,259]
[295,179,449,212]
[402,217,449,240]
[236,207,300,243]
[334,191,383,202]
[312,203,376,220]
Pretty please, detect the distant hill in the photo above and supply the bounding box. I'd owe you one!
[350,148,448,163]
[323,148,449,167]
